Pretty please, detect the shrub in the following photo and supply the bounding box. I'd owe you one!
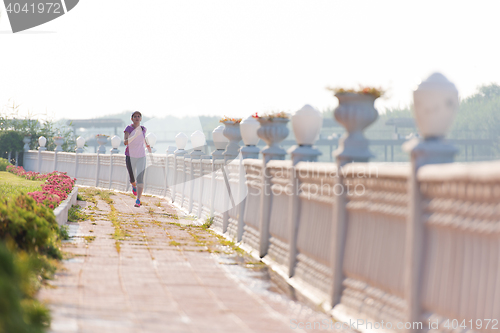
[0,158,11,172]
[0,242,50,333]
[0,131,23,157]
[0,194,64,260]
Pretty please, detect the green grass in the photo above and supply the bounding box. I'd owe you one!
[83,236,95,243]
[77,188,115,206]
[201,217,214,230]
[109,205,127,253]
[0,171,44,200]
[67,205,89,222]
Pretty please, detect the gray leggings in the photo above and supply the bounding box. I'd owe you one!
[126,156,146,185]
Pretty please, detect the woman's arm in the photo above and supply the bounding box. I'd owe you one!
[124,129,141,145]
[124,132,129,145]
[144,129,152,153]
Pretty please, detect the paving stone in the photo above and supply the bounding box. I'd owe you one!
[40,189,348,333]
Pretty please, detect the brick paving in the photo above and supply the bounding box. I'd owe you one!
[39,189,339,333]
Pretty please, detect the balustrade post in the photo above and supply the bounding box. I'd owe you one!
[189,131,205,213]
[109,137,121,190]
[257,115,289,257]
[37,136,46,173]
[236,155,246,241]
[173,133,188,203]
[23,136,30,169]
[95,153,100,188]
[330,91,379,307]
[74,137,85,185]
[53,138,63,172]
[165,146,176,199]
[198,154,211,218]
[53,151,58,172]
[212,125,228,160]
[240,116,260,159]
[210,127,227,218]
[288,105,323,276]
[402,73,458,332]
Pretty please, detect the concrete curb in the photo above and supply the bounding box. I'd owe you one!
[53,187,78,226]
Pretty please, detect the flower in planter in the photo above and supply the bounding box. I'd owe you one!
[95,134,109,138]
[257,111,290,120]
[7,165,76,209]
[219,116,242,124]
[53,136,63,140]
[326,86,385,98]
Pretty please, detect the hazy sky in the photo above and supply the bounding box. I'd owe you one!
[1,0,500,121]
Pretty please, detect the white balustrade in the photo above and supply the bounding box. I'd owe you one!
[18,73,499,333]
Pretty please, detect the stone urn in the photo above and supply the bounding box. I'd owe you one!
[333,93,378,163]
[222,121,242,160]
[257,117,289,162]
[54,137,64,152]
[96,136,108,154]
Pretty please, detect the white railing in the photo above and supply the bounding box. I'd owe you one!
[22,148,499,333]
[19,73,499,333]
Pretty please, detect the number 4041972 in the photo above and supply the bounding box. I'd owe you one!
[444,319,498,330]
[6,3,62,14]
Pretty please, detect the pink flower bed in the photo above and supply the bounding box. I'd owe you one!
[7,165,76,209]
[6,165,54,181]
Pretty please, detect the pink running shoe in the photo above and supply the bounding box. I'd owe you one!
[134,199,141,207]
[132,186,137,196]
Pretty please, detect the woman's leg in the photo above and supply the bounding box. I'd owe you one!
[125,156,136,186]
[135,157,146,201]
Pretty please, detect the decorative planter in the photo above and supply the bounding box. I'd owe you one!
[96,136,108,154]
[54,138,64,152]
[257,117,289,162]
[222,121,242,160]
[333,93,378,164]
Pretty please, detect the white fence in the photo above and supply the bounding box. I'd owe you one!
[22,148,500,333]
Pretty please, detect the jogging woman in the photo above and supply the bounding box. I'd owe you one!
[124,111,151,207]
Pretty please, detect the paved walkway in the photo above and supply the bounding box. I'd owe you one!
[39,189,338,333]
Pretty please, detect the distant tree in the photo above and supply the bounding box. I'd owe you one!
[0,100,75,153]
